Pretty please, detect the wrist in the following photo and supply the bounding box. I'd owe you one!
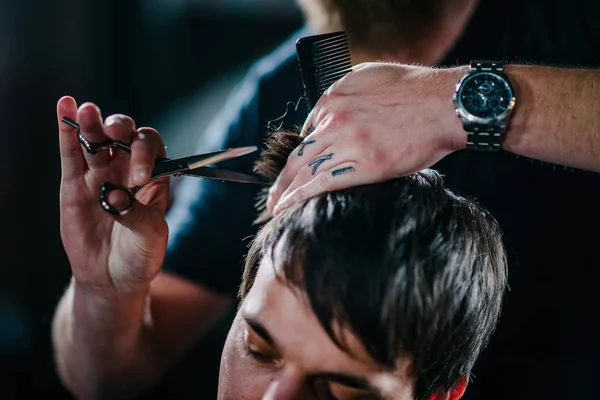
[70,277,150,338]
[499,64,533,150]
[71,277,150,316]
[443,66,470,151]
[72,265,156,297]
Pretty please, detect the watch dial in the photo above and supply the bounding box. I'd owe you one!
[458,72,513,120]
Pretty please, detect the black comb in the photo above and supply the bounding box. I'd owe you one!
[296,31,353,111]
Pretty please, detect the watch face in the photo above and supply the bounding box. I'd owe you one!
[457,72,514,120]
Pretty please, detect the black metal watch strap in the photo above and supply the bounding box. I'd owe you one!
[470,60,504,73]
[465,124,502,151]
[465,60,504,151]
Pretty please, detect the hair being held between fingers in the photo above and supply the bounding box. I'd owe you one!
[245,128,508,399]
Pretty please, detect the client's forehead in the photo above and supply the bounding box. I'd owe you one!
[243,254,364,366]
[241,248,414,398]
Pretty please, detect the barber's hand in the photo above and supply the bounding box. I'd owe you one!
[57,96,169,294]
[266,62,467,215]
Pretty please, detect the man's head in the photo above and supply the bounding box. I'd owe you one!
[218,131,507,400]
[297,0,469,48]
[297,0,477,63]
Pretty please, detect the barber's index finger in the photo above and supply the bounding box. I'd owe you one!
[57,96,86,180]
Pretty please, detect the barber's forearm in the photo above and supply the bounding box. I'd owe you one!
[502,64,600,172]
[52,278,160,400]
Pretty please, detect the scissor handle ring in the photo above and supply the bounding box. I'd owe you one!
[61,117,132,155]
[100,182,135,216]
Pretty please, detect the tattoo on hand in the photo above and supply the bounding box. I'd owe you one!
[308,153,334,175]
[332,167,356,177]
[304,124,316,135]
[298,139,316,156]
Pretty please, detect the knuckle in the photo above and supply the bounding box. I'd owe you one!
[352,128,391,170]
[316,91,332,108]
[79,102,101,115]
[287,148,302,168]
[296,165,313,185]
[298,164,317,183]
[314,98,348,127]
[353,126,372,148]
[328,109,350,129]
[316,172,332,192]
[370,146,389,167]
[105,114,134,127]
[293,187,308,204]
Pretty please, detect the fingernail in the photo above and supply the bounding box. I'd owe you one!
[273,201,287,217]
[134,166,150,183]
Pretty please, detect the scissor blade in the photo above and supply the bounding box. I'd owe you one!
[184,166,267,184]
[183,146,258,170]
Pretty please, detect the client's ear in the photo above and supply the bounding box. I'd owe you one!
[429,376,468,400]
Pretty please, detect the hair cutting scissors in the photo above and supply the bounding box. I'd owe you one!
[61,117,266,216]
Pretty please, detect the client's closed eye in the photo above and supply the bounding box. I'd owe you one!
[243,322,281,365]
[314,379,379,400]
[244,341,278,363]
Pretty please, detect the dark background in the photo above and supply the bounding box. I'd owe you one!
[0,0,303,398]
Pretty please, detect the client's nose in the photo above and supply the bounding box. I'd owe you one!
[261,369,309,400]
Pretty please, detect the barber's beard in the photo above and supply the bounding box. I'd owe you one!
[297,0,446,54]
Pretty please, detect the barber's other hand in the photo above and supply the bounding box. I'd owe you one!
[57,97,169,294]
[267,63,467,215]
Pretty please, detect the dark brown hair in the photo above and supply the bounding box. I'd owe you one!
[242,130,508,399]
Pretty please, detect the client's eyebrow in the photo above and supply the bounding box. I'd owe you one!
[243,314,277,348]
[318,372,375,391]
[243,314,380,395]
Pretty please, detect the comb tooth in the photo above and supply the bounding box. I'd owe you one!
[312,33,352,95]
[312,33,348,48]
[296,31,351,110]
[314,47,351,65]
[312,32,346,43]
[318,68,352,84]
[318,70,352,93]
[315,63,352,82]
[313,40,348,54]
[314,51,350,66]
[318,68,352,88]
[317,67,351,88]
[313,40,349,58]
[312,36,348,51]
[315,52,351,72]
[318,62,352,77]
[317,68,351,88]
[314,50,350,68]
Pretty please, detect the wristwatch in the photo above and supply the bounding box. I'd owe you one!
[453,61,516,151]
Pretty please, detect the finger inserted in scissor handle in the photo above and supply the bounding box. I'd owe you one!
[100,182,135,216]
[61,117,132,155]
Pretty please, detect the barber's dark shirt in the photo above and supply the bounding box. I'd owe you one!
[164,1,600,398]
